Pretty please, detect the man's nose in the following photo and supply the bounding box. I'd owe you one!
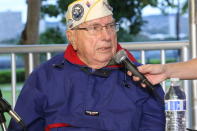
[100,27,111,40]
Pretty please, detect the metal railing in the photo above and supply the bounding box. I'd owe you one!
[0,41,191,125]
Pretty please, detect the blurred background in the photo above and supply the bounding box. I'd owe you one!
[0,0,188,66]
[0,0,190,127]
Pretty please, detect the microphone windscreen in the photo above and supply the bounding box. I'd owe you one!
[113,49,128,64]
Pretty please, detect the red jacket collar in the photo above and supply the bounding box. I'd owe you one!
[64,43,136,67]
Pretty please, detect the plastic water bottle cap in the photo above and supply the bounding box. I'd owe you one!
[170,77,180,81]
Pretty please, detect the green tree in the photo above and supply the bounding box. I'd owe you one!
[41,0,175,35]
[40,28,67,44]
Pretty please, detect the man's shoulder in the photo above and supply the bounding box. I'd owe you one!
[31,53,66,75]
[44,53,65,67]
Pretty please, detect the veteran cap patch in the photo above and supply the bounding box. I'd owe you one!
[66,0,113,29]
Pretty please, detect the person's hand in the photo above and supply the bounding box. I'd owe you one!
[127,64,168,87]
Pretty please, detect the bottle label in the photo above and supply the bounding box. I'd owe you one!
[165,100,186,111]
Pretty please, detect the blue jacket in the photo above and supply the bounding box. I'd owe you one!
[9,44,165,131]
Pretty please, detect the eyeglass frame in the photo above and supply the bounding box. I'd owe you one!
[71,22,120,35]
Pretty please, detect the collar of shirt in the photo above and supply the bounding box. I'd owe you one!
[64,43,136,68]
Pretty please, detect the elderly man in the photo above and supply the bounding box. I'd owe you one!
[9,0,165,130]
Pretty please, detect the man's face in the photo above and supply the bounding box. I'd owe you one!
[68,15,118,69]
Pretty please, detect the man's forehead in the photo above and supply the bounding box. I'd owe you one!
[81,15,114,26]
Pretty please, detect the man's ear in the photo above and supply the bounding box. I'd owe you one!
[66,30,77,50]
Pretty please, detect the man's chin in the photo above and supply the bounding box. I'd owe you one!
[97,56,112,64]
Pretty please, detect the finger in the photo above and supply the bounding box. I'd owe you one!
[133,76,140,81]
[137,66,144,72]
[137,64,151,73]
[141,83,147,88]
[127,71,132,76]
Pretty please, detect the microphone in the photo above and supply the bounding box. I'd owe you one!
[113,49,164,103]
[113,49,155,91]
[0,90,27,130]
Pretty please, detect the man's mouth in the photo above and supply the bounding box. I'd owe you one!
[97,47,111,52]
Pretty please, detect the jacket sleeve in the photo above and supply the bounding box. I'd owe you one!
[8,70,47,131]
[139,85,166,131]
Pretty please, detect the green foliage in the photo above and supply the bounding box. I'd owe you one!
[41,0,176,36]
[39,27,67,44]
[146,59,161,64]
[109,0,144,34]
[41,5,60,17]
[181,1,188,14]
[166,58,178,63]
[0,69,25,84]
[117,28,133,42]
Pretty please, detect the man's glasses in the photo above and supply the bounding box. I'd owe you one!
[72,22,120,35]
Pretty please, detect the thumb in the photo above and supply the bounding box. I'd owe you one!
[137,65,149,74]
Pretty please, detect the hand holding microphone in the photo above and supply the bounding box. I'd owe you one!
[113,49,163,101]
[113,49,155,90]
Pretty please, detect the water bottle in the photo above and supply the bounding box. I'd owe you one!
[165,78,186,131]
